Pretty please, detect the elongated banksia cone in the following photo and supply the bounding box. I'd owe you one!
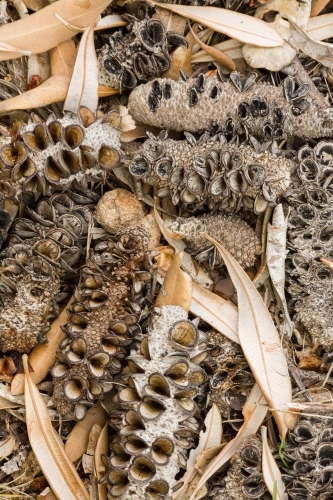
[52,226,152,420]
[0,107,121,202]
[128,72,333,140]
[106,306,208,499]
[285,140,333,351]
[169,213,262,268]
[0,192,93,353]
[129,133,291,213]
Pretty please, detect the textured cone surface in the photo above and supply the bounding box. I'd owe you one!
[170,213,262,268]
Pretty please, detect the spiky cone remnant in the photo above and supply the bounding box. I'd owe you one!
[128,72,333,140]
[206,332,255,429]
[128,133,291,214]
[285,140,333,351]
[107,305,208,499]
[169,213,262,268]
[98,4,187,92]
[52,226,152,420]
[0,192,94,352]
[0,107,121,203]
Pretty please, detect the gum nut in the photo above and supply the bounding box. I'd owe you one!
[140,214,161,250]
[94,189,146,234]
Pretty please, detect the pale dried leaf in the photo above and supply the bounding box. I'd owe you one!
[22,0,47,10]
[261,426,287,500]
[0,383,25,405]
[95,14,127,30]
[94,423,108,500]
[155,252,192,311]
[188,23,235,71]
[190,282,239,344]
[22,354,89,500]
[37,489,58,499]
[64,404,108,462]
[203,233,291,438]
[11,296,73,396]
[64,22,98,113]
[192,384,268,497]
[0,435,16,458]
[0,40,31,55]
[50,39,76,78]
[28,51,51,81]
[194,444,225,475]
[174,404,222,500]
[0,0,110,61]
[145,0,284,47]
[118,105,136,132]
[286,13,333,68]
[267,204,293,338]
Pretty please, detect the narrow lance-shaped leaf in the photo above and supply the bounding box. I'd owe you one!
[0,0,111,61]
[174,403,222,500]
[144,0,284,47]
[64,22,98,113]
[202,232,292,439]
[191,383,268,498]
[261,426,287,500]
[22,354,89,500]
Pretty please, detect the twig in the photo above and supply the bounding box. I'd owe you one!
[287,358,313,402]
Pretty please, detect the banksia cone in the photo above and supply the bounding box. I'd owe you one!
[128,132,291,213]
[169,213,262,268]
[0,192,93,353]
[52,226,152,420]
[106,306,208,499]
[128,72,333,140]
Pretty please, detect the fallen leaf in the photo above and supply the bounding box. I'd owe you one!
[94,423,108,500]
[261,426,287,500]
[23,0,47,10]
[285,13,333,69]
[95,14,127,30]
[190,282,239,344]
[192,383,268,497]
[64,22,98,113]
[155,252,192,311]
[82,424,102,473]
[267,204,293,338]
[202,233,292,438]
[162,24,195,79]
[174,403,222,500]
[0,435,16,458]
[144,0,284,47]
[0,0,110,61]
[37,489,58,500]
[188,23,236,71]
[64,403,108,463]
[50,39,77,78]
[11,296,73,396]
[311,0,330,17]
[22,354,89,500]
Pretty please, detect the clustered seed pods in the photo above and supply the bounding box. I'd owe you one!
[206,332,254,431]
[128,72,333,140]
[285,140,333,351]
[99,3,187,92]
[52,226,152,420]
[169,213,262,268]
[106,306,208,499]
[0,107,121,203]
[0,192,94,353]
[128,131,291,213]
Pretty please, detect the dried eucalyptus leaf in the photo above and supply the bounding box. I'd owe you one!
[261,426,287,500]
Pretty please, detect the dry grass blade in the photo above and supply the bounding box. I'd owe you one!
[0,0,110,61]
[202,233,291,439]
[188,24,235,71]
[11,296,73,396]
[261,426,287,500]
[22,354,89,500]
[190,282,239,344]
[155,252,192,311]
[191,384,267,498]
[144,0,284,47]
[174,404,222,500]
[64,22,98,113]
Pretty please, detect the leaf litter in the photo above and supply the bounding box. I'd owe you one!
[0,0,333,499]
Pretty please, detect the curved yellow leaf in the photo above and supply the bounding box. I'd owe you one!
[155,252,192,311]
[23,355,89,500]
[202,233,291,438]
